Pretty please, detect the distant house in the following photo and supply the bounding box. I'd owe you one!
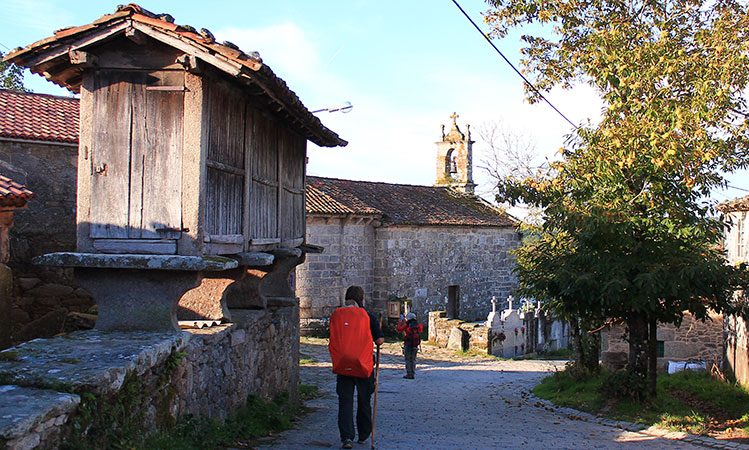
[718,195,749,386]
[296,115,520,333]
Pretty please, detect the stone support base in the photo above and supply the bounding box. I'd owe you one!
[227,249,305,310]
[76,268,201,332]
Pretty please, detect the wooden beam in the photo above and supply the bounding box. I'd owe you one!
[68,49,97,67]
[125,26,149,45]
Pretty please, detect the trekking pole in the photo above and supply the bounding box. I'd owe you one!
[371,344,381,449]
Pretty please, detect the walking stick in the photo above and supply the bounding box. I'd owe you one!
[371,344,381,449]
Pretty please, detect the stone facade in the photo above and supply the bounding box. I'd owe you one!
[297,218,375,332]
[298,222,520,333]
[428,311,491,352]
[601,311,724,370]
[0,139,88,346]
[0,306,299,449]
[721,205,749,386]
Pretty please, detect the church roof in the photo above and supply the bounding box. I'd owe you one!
[306,176,517,227]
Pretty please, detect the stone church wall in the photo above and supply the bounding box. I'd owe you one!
[373,225,520,322]
[0,140,90,347]
[297,217,376,334]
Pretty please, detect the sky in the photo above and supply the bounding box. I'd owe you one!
[2,0,748,206]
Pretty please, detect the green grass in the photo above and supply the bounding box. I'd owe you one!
[299,353,317,365]
[0,351,19,362]
[299,384,319,401]
[534,368,749,436]
[143,393,298,449]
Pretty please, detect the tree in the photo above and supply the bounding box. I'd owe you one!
[476,121,547,223]
[0,51,28,92]
[484,0,749,396]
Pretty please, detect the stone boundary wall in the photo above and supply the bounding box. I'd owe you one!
[0,306,299,449]
[0,140,88,348]
[601,311,723,370]
[428,311,490,353]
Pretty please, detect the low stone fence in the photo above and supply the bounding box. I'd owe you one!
[0,306,299,449]
[428,311,491,353]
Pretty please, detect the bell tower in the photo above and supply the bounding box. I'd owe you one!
[435,112,476,194]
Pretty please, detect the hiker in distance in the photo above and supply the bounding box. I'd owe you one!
[328,286,385,449]
[396,312,423,379]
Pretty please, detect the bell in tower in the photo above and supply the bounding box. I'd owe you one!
[435,112,476,194]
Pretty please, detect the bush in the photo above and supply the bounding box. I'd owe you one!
[600,369,648,402]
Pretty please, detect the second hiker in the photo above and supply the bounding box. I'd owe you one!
[396,312,423,379]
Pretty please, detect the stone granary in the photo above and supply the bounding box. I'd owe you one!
[297,115,520,333]
[0,174,33,347]
[0,5,345,448]
[0,89,84,344]
[4,3,347,332]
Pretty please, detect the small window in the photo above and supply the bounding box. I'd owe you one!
[656,340,665,358]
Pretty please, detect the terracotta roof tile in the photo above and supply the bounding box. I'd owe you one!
[4,3,345,148]
[306,176,516,227]
[0,174,33,207]
[0,90,79,144]
[718,195,749,213]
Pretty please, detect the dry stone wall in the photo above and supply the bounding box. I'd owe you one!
[0,140,88,347]
[601,311,724,370]
[0,306,299,449]
[373,226,519,321]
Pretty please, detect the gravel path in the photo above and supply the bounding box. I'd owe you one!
[260,340,717,449]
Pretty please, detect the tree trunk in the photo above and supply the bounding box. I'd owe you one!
[627,312,648,378]
[648,317,658,397]
[571,318,600,372]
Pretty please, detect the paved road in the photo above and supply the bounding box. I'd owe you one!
[261,340,711,450]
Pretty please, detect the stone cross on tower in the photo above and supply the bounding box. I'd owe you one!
[507,295,514,311]
[434,112,476,194]
[491,296,497,313]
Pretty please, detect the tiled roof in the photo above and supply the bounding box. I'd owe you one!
[0,174,33,207]
[306,176,517,227]
[4,3,345,148]
[0,90,79,144]
[718,195,749,213]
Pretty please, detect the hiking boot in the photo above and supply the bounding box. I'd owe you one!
[357,438,368,444]
[342,439,353,449]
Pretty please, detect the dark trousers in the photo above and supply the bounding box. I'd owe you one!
[336,374,374,442]
[404,346,418,377]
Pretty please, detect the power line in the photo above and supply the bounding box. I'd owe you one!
[726,183,749,193]
[0,41,11,51]
[451,0,578,129]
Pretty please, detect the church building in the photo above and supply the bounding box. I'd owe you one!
[297,115,520,332]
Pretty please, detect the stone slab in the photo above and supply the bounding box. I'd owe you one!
[0,330,190,395]
[234,252,274,267]
[33,252,239,271]
[0,385,79,440]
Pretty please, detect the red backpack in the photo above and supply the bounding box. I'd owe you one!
[329,307,373,378]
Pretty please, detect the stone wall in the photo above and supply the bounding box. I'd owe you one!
[601,311,724,370]
[296,217,376,334]
[428,311,491,353]
[0,140,87,346]
[373,226,519,321]
[0,306,299,449]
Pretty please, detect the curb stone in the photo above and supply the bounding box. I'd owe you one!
[526,390,749,449]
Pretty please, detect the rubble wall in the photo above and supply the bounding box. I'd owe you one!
[0,140,89,347]
[601,311,724,370]
[0,306,299,449]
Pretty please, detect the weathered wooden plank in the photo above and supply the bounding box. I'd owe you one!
[92,36,184,71]
[137,70,184,239]
[243,106,254,250]
[93,239,177,254]
[206,159,245,176]
[250,111,279,241]
[90,71,132,239]
[204,242,243,255]
[249,237,281,245]
[204,234,244,244]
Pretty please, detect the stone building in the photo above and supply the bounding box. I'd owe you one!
[297,115,520,333]
[0,89,87,344]
[719,195,749,386]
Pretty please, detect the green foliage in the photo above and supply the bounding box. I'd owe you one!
[534,368,749,435]
[601,369,649,402]
[484,0,749,393]
[0,51,28,92]
[0,351,19,362]
[298,383,319,401]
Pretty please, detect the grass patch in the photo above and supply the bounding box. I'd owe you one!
[299,384,319,401]
[534,368,749,437]
[299,353,317,365]
[0,351,19,362]
[143,394,298,449]
[454,348,496,359]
